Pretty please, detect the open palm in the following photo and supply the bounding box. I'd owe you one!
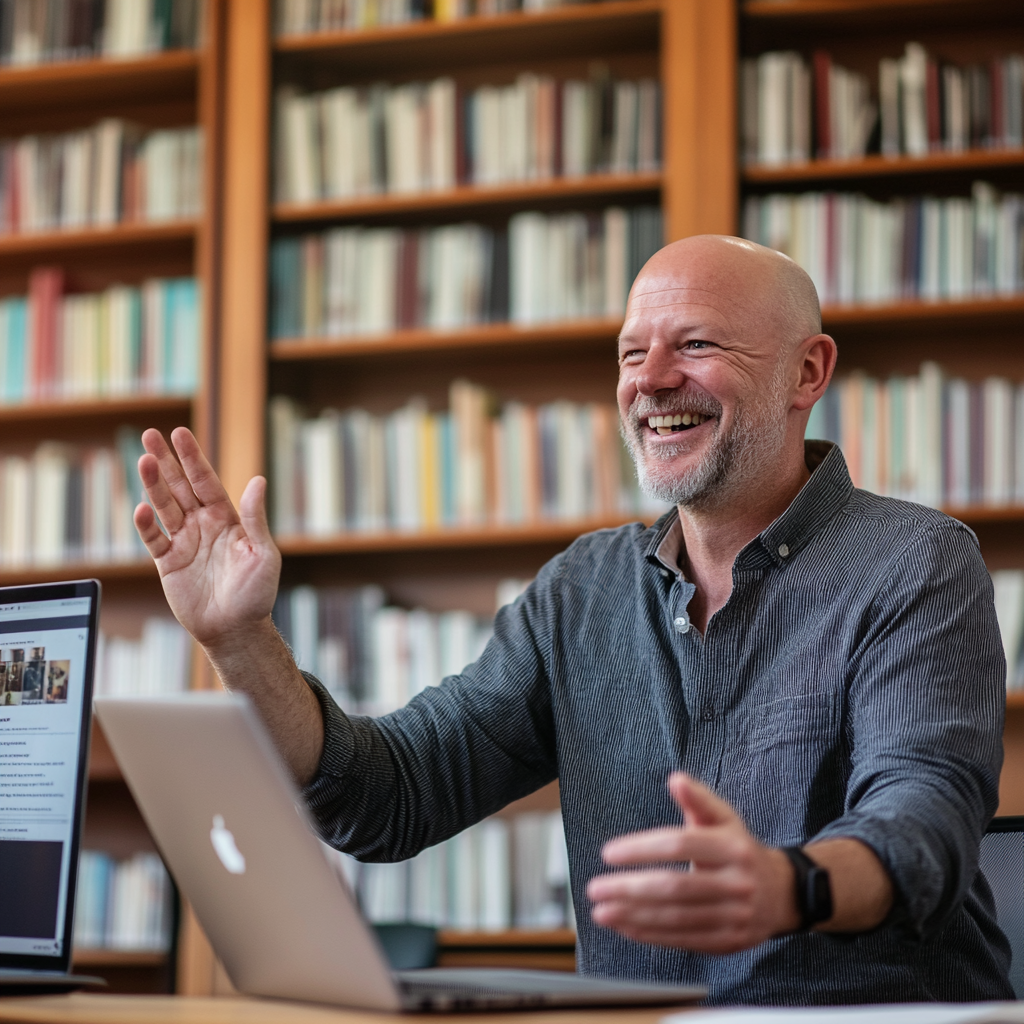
[134,427,281,647]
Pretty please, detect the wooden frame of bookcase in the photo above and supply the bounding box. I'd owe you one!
[0,0,227,993]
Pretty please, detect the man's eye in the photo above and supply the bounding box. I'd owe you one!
[686,340,712,350]
[619,349,645,362]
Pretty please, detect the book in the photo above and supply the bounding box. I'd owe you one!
[743,43,1024,166]
[74,850,173,952]
[270,205,660,339]
[0,121,202,234]
[805,360,1024,511]
[0,431,147,567]
[0,276,199,403]
[274,74,661,203]
[742,182,1024,305]
[94,618,193,697]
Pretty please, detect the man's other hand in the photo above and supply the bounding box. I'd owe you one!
[134,426,281,651]
[587,773,801,953]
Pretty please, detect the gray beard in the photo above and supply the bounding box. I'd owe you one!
[621,374,790,511]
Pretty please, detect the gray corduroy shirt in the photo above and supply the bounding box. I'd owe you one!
[301,441,1013,1005]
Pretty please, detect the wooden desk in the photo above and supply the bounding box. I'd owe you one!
[0,994,690,1024]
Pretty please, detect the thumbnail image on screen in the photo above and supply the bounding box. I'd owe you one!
[0,649,69,706]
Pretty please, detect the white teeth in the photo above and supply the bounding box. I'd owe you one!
[646,413,708,430]
[656,426,673,435]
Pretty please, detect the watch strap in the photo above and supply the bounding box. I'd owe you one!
[782,845,833,931]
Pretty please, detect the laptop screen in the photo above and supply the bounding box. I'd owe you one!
[0,580,100,972]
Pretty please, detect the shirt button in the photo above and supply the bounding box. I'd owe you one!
[778,543,790,558]
[673,616,689,634]
[700,705,715,722]
[660,569,670,578]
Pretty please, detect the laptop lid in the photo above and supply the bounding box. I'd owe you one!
[0,579,101,974]
[94,692,403,1010]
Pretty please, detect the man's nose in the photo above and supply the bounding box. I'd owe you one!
[633,345,685,396]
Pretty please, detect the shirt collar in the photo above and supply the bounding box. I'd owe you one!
[643,441,854,577]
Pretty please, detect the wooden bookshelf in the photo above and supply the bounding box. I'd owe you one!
[274,1,661,73]
[0,50,198,112]
[0,222,198,259]
[743,149,1024,184]
[273,173,662,224]
[72,949,168,969]
[437,930,576,972]
[0,560,157,587]
[269,319,623,362]
[0,395,192,425]
[821,297,1024,328]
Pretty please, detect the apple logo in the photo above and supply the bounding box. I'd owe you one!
[210,815,246,874]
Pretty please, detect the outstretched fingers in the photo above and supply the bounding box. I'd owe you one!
[170,427,233,510]
[137,451,186,535]
[239,476,276,549]
[133,500,171,559]
[141,428,200,514]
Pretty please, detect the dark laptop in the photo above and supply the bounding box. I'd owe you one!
[0,580,105,994]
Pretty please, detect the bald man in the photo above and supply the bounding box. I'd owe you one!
[135,236,1012,1005]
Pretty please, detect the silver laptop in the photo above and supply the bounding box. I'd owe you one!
[95,692,705,1011]
[0,580,105,994]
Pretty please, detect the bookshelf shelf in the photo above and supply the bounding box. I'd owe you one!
[0,222,198,259]
[741,0,1015,23]
[743,150,1024,185]
[0,395,192,426]
[274,1,660,76]
[275,516,653,557]
[273,173,662,226]
[71,949,167,969]
[269,318,623,362]
[0,50,199,112]
[0,560,156,587]
[820,297,1024,328]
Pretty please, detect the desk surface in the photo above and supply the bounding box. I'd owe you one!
[0,994,688,1024]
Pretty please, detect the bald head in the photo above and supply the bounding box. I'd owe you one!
[627,235,822,351]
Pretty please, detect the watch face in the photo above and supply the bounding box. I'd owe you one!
[809,867,834,922]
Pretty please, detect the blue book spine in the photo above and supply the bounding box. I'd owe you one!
[7,297,27,404]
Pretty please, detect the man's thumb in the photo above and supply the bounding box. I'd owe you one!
[668,772,737,828]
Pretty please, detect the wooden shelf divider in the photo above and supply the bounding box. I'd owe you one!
[821,297,1024,327]
[0,395,192,425]
[743,149,1024,184]
[437,929,576,948]
[0,560,156,587]
[0,50,199,110]
[0,221,198,258]
[273,173,662,224]
[269,318,623,361]
[71,949,168,969]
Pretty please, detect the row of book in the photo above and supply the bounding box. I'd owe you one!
[269,205,662,338]
[0,121,202,234]
[0,430,145,567]
[0,0,201,65]
[94,618,192,698]
[268,387,663,539]
[74,851,172,952]
[276,0,598,34]
[274,580,530,714]
[275,73,660,203]
[807,362,1024,510]
[996,571,1024,692]
[327,811,572,931]
[742,183,1024,306]
[0,272,200,403]
[742,44,1024,165]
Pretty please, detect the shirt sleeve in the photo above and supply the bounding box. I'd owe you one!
[809,519,1005,942]
[299,555,565,862]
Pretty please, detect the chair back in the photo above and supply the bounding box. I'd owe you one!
[981,815,1024,998]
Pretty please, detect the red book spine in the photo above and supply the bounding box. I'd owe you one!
[926,58,941,151]
[455,83,468,185]
[990,57,1004,146]
[29,267,64,400]
[812,50,832,159]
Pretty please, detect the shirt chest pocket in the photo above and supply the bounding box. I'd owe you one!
[733,691,845,845]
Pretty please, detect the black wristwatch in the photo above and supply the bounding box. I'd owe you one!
[782,846,833,930]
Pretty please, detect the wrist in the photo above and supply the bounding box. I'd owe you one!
[781,845,833,932]
[201,615,286,678]
[767,847,803,936]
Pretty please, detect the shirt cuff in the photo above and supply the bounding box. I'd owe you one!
[298,670,357,793]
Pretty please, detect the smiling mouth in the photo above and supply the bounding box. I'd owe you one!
[646,413,712,436]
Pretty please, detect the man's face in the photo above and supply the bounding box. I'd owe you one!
[616,270,794,510]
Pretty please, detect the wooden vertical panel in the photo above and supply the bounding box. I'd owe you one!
[218,0,271,505]
[193,0,227,461]
[661,0,737,242]
[1000,712,1024,814]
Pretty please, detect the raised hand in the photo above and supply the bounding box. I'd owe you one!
[134,426,281,649]
[134,426,324,783]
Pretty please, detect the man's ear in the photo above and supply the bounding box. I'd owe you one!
[791,334,837,411]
